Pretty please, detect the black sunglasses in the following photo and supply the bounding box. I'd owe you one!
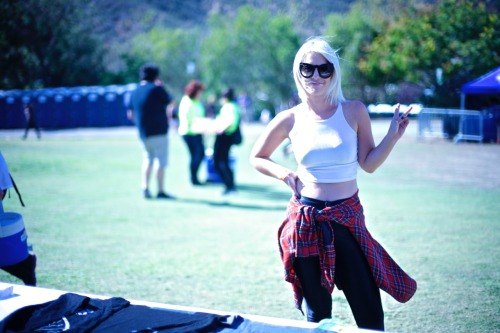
[299,62,334,79]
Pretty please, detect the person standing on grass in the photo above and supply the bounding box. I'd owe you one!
[250,36,417,331]
[213,88,241,195]
[127,63,175,200]
[177,80,207,186]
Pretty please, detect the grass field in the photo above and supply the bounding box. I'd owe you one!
[1,119,499,332]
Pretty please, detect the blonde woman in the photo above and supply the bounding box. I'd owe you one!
[250,37,417,330]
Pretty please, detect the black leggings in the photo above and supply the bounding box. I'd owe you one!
[182,134,205,184]
[213,133,234,191]
[295,197,384,330]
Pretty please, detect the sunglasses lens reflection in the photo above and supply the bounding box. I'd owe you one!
[300,63,333,78]
[318,65,332,78]
[300,64,314,77]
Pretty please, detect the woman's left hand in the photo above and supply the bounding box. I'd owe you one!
[389,103,412,140]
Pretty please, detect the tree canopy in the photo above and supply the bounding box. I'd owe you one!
[0,0,106,89]
[201,6,300,106]
[359,0,500,105]
[1,0,498,108]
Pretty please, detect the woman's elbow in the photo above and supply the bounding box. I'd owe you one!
[249,156,258,169]
[250,154,271,175]
[249,153,262,169]
[359,162,378,174]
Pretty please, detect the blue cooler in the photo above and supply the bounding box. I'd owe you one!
[0,212,29,267]
[205,154,236,183]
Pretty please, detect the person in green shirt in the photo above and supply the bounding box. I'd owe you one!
[178,80,207,185]
[213,88,241,195]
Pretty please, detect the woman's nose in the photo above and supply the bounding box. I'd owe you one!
[311,68,320,78]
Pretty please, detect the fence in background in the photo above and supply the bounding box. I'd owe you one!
[418,108,499,143]
[0,84,137,130]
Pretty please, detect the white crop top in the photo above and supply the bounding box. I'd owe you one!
[289,103,358,183]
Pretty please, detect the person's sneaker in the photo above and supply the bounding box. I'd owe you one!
[157,192,176,199]
[222,188,237,196]
[144,189,152,199]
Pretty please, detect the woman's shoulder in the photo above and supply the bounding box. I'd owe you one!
[274,105,301,123]
[342,99,367,112]
[267,107,297,138]
[264,105,300,135]
[284,103,305,117]
[342,99,368,118]
[341,100,369,128]
[179,95,195,112]
[179,95,191,104]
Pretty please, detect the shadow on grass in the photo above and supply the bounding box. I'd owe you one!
[175,183,291,211]
[235,183,291,199]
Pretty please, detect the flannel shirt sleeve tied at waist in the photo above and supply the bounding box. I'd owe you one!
[277,192,417,312]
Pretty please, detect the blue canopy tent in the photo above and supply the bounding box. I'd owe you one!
[460,66,500,142]
[460,66,500,108]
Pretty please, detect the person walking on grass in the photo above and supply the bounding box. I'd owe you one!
[250,36,417,331]
[22,102,41,140]
[127,63,175,200]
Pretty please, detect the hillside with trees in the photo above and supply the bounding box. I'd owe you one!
[1,0,498,109]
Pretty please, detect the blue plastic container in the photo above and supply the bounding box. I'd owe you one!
[205,155,236,183]
[0,212,29,267]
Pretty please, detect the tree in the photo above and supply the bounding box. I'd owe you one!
[116,27,202,98]
[200,6,300,112]
[324,3,383,100]
[0,0,107,89]
[359,0,500,106]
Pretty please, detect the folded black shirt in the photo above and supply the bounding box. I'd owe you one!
[0,293,236,333]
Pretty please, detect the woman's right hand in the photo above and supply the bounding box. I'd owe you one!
[282,172,303,198]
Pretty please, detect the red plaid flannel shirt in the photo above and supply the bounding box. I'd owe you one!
[278,191,417,311]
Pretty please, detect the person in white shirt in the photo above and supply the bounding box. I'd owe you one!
[250,36,415,330]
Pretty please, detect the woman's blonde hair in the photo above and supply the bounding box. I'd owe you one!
[293,36,345,105]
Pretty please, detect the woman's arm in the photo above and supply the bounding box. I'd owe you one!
[250,109,301,197]
[357,103,411,173]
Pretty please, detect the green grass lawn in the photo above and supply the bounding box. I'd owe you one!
[1,120,499,332]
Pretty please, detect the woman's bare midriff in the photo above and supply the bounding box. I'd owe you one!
[299,179,358,201]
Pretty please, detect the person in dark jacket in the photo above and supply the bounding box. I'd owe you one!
[127,63,175,199]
